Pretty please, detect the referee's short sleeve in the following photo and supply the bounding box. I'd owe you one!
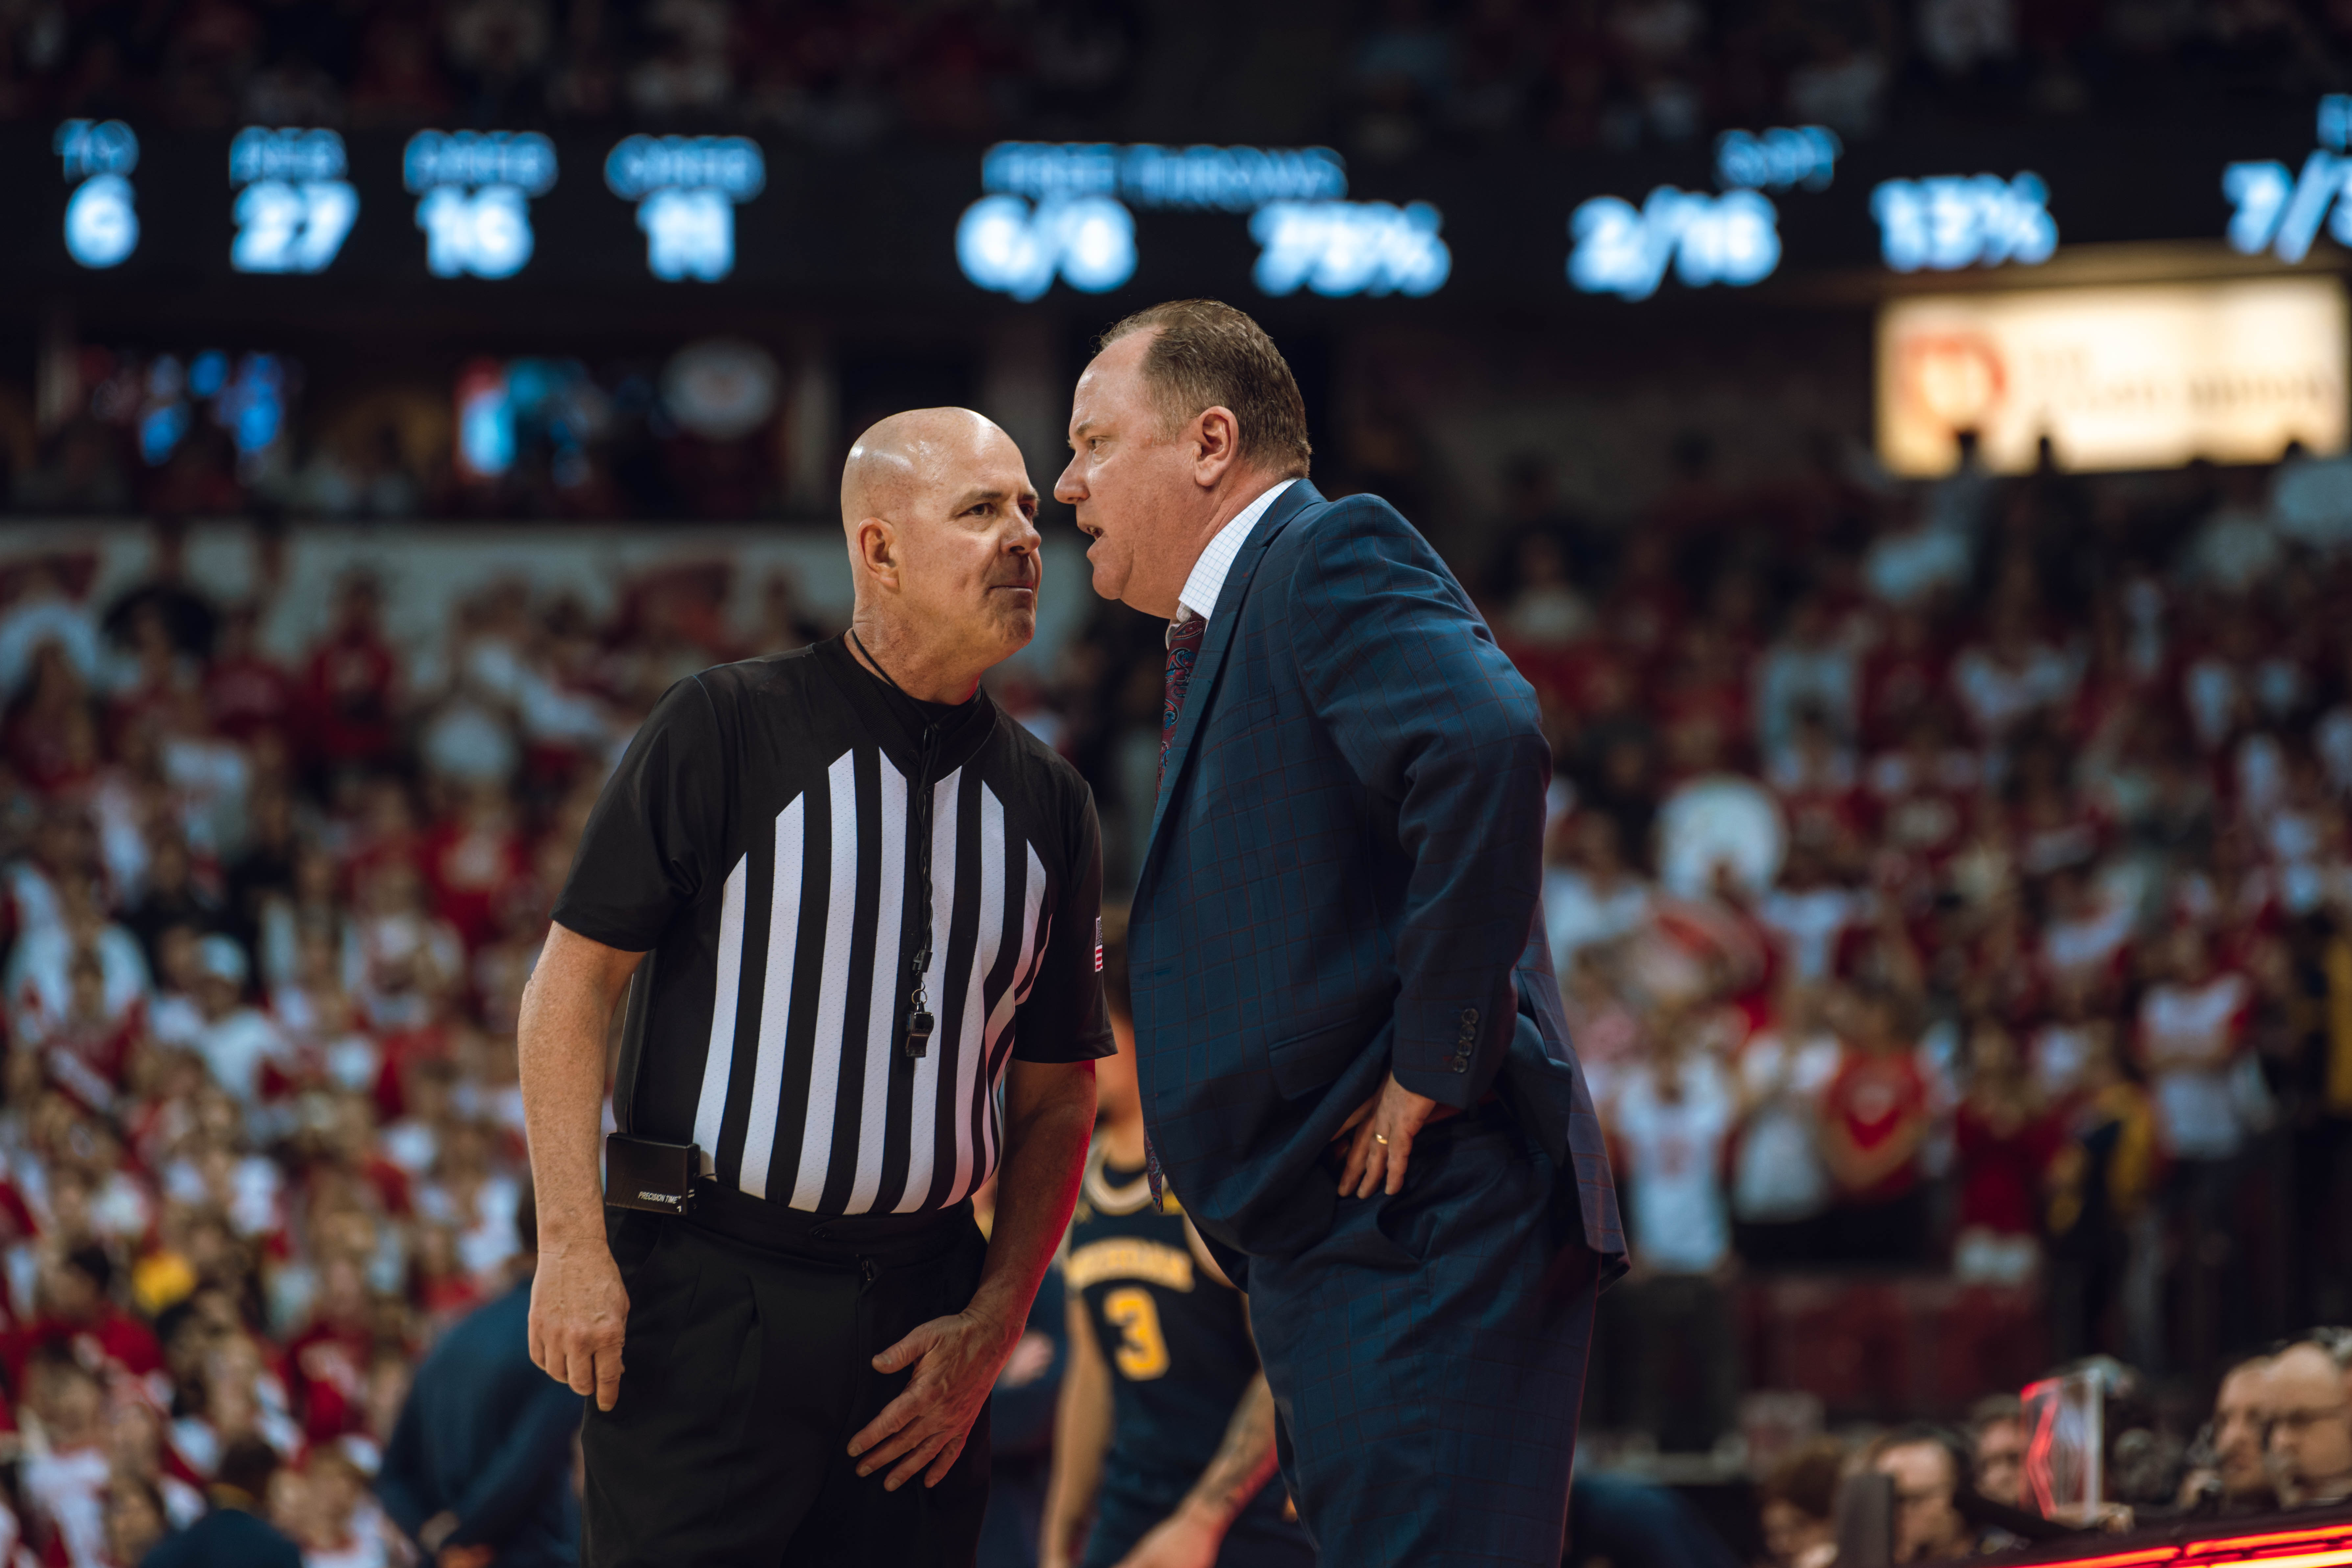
[1012,783,1115,1064]
[551,677,728,953]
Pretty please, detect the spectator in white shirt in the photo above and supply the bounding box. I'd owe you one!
[2137,925,2257,1370]
[2136,926,2253,1165]
[1731,985,1844,1267]
[1952,612,2080,745]
[1755,597,1858,758]
[189,935,292,1109]
[1605,1018,1740,1451]
[1545,812,1652,975]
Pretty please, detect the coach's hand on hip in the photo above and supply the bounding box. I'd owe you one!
[1334,1073,1447,1198]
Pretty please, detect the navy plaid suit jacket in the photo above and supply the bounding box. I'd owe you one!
[1130,480,1624,1272]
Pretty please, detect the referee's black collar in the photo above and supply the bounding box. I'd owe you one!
[812,634,1000,776]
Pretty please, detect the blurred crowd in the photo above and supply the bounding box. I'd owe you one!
[0,0,2345,155]
[0,525,794,1565]
[1467,433,2352,1491]
[5,419,2352,1561]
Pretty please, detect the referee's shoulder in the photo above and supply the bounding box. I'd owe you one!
[678,647,820,706]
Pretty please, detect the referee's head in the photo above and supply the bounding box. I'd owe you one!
[842,408,1043,692]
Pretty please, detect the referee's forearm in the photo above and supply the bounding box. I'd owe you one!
[519,925,644,1246]
[968,1063,1095,1338]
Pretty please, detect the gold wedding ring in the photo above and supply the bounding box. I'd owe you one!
[1374,1132,1390,1146]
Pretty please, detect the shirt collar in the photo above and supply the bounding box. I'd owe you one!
[1176,478,1297,626]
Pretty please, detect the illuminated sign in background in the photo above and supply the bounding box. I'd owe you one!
[229,127,357,275]
[1877,277,2347,476]
[56,119,138,269]
[404,130,557,278]
[959,141,1449,301]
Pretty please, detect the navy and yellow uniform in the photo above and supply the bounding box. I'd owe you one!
[1067,1141,1314,1568]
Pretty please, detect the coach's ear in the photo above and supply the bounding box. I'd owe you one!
[1190,405,1242,491]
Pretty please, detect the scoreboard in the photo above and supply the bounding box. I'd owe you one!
[7,99,2348,314]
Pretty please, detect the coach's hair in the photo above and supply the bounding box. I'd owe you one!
[1098,300,1311,479]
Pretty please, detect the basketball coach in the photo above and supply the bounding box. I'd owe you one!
[1056,302,1627,1568]
[520,407,1110,1566]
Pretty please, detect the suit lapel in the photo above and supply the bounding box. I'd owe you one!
[1141,481,1324,879]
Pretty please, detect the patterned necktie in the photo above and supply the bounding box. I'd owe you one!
[1145,611,1206,1209]
[1158,611,1207,793]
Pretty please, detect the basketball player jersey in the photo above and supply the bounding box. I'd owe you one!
[1065,1137,1301,1536]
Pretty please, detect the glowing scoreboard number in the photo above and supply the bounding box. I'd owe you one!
[55,119,140,269]
[958,194,1136,301]
[958,141,1451,302]
[403,130,557,279]
[2224,95,2352,263]
[1250,202,1450,298]
[605,135,766,282]
[1870,172,2056,272]
[1569,188,1781,300]
[229,127,357,274]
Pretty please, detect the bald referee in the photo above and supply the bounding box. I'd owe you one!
[519,408,1110,1568]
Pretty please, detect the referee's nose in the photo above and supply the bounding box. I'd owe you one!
[1004,504,1042,579]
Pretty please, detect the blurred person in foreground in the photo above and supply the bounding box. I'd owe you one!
[2266,1334,2352,1508]
[378,1186,583,1567]
[1873,1428,1987,1564]
[522,408,1106,1566]
[1968,1396,2028,1510]
[1757,1440,1841,1568]
[1059,298,1621,1568]
[1038,909,1311,1568]
[2181,1352,2277,1514]
[143,1436,302,1567]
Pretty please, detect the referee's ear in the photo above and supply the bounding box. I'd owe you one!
[851,514,905,596]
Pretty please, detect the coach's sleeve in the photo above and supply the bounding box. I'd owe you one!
[1289,499,1550,1108]
[1011,779,1115,1063]
[550,675,728,953]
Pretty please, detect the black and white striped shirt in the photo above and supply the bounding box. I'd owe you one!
[554,638,1111,1216]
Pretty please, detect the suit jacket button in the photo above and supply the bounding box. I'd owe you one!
[1460,1008,1478,1025]
[1451,1058,1470,1073]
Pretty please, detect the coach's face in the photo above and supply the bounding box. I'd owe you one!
[1058,330,1214,618]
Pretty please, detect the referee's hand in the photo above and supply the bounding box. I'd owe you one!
[847,1309,1018,1491]
[529,1241,631,1411]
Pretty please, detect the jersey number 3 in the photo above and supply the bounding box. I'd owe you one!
[1102,1287,1170,1380]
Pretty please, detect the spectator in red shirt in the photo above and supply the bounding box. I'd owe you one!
[300,577,401,776]
[420,781,527,953]
[13,1246,166,1394]
[1951,1019,2059,1284]
[285,1256,376,1446]
[1821,984,1932,1266]
[203,605,294,747]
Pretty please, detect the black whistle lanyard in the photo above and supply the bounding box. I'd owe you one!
[851,629,942,1059]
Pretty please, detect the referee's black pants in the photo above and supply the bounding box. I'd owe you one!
[582,1188,991,1567]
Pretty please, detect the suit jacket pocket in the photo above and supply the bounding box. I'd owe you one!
[1267,1017,1368,1100]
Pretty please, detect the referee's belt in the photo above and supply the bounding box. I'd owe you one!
[679,1179,977,1269]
